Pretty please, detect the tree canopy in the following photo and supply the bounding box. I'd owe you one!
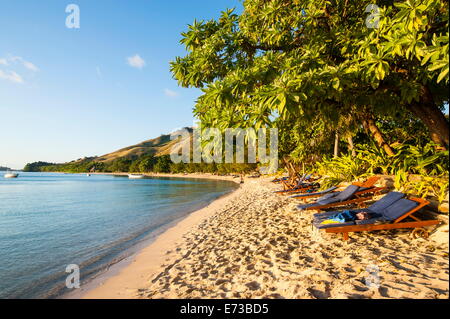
[171,0,449,162]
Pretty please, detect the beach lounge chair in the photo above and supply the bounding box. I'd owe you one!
[290,186,338,198]
[280,178,321,194]
[287,173,309,186]
[290,176,382,198]
[292,185,385,201]
[352,176,380,188]
[278,181,321,195]
[276,174,313,193]
[272,176,290,183]
[296,184,385,211]
[312,192,440,240]
[275,173,304,187]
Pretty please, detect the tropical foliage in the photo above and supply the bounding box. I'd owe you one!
[317,142,448,177]
[316,142,448,199]
[171,0,449,158]
[170,0,449,201]
[393,170,449,203]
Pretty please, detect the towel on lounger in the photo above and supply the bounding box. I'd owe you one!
[321,210,355,224]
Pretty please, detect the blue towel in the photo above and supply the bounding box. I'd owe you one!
[328,210,355,223]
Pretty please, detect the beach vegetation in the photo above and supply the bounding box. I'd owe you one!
[170,0,449,199]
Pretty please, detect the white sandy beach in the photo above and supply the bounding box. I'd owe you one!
[70,176,449,299]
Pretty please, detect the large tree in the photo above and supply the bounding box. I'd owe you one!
[171,0,449,156]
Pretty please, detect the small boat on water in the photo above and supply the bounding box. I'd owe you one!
[86,174,91,177]
[4,172,19,178]
[128,174,145,179]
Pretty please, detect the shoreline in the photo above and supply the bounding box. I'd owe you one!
[64,178,244,299]
[66,176,448,299]
[88,172,243,184]
[29,171,244,184]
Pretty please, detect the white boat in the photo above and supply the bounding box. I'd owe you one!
[86,174,91,176]
[128,174,145,179]
[4,172,19,178]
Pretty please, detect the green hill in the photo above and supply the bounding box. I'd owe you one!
[89,127,193,163]
[24,128,193,172]
[23,127,257,174]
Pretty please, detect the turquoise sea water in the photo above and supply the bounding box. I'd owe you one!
[0,172,238,298]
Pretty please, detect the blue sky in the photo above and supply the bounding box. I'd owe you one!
[0,0,242,169]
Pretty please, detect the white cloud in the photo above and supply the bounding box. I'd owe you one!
[127,54,146,69]
[164,88,179,98]
[10,56,39,72]
[0,55,39,84]
[22,60,39,72]
[0,70,24,84]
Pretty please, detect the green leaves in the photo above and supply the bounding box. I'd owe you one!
[394,0,430,32]
[317,141,448,180]
[393,171,449,201]
[315,141,449,198]
[331,77,340,90]
[375,60,389,81]
[171,0,449,162]
[421,34,449,83]
[436,65,449,83]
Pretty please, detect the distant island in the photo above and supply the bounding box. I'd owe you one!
[0,166,11,171]
[23,127,257,175]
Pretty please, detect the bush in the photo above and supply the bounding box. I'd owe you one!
[153,155,171,173]
[315,142,449,191]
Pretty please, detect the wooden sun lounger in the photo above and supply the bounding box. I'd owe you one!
[277,174,314,192]
[280,178,296,190]
[292,190,337,199]
[324,198,440,240]
[279,174,302,189]
[271,177,288,183]
[291,176,381,198]
[352,176,380,188]
[302,187,386,211]
[279,183,319,195]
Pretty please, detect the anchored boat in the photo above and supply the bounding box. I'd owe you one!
[128,174,145,179]
[4,171,19,178]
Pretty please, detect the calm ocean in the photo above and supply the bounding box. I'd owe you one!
[0,172,238,298]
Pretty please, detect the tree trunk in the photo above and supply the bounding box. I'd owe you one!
[334,132,340,157]
[362,117,395,156]
[407,85,449,149]
[347,135,356,157]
